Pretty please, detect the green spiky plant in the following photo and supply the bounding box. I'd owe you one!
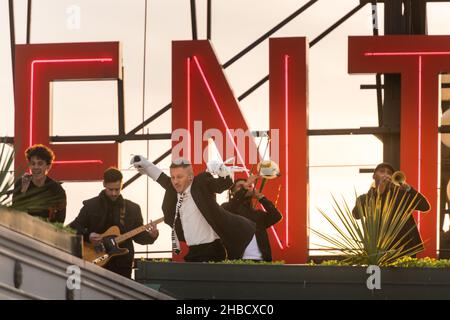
[312,187,425,266]
[0,142,15,206]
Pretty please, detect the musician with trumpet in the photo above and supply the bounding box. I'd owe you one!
[352,162,430,255]
[222,171,282,262]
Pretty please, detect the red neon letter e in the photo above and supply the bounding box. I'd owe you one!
[14,42,120,181]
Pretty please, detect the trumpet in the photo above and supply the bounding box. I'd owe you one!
[256,160,280,180]
[391,171,406,186]
[255,160,280,193]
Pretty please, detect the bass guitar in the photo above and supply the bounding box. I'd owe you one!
[83,217,164,267]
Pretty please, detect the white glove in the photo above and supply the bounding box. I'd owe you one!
[206,158,248,178]
[206,160,229,177]
[130,155,163,181]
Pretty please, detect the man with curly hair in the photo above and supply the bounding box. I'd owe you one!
[13,144,66,223]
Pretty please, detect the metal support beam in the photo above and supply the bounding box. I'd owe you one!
[207,0,211,40]
[126,103,171,136]
[310,3,366,47]
[223,0,318,68]
[361,0,450,3]
[26,0,31,44]
[190,0,198,40]
[8,0,15,87]
[382,0,402,168]
[382,0,427,170]
[308,127,399,136]
[118,74,125,138]
[362,83,450,90]
[52,134,171,142]
[371,1,384,126]
[237,2,367,102]
[125,0,320,136]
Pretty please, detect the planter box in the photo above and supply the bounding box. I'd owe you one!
[0,207,82,258]
[135,261,450,300]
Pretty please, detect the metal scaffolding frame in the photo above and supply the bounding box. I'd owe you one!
[5,0,450,257]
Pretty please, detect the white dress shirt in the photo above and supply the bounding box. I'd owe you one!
[242,235,263,260]
[178,184,219,246]
[141,160,220,246]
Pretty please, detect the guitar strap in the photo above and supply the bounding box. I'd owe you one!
[120,203,126,227]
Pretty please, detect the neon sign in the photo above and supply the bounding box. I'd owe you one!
[14,42,120,181]
[349,35,450,258]
[13,35,450,261]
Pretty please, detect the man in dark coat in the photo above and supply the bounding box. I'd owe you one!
[132,156,256,262]
[222,175,282,262]
[69,168,159,278]
[352,162,430,255]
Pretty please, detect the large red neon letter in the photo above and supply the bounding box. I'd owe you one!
[269,38,308,263]
[348,35,450,258]
[172,39,308,263]
[14,42,120,181]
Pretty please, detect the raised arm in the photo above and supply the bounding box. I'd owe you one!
[201,172,233,194]
[406,187,431,213]
[258,196,283,228]
[131,155,172,190]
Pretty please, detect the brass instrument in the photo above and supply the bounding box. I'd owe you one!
[391,171,406,186]
[256,160,280,180]
[256,160,280,193]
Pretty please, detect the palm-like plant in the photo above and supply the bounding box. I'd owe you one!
[312,187,424,266]
[0,142,15,206]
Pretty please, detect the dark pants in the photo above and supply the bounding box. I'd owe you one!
[105,262,132,278]
[184,239,226,262]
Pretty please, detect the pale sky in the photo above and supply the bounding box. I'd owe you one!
[2,0,450,258]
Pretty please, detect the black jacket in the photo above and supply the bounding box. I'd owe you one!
[352,185,430,253]
[69,191,157,268]
[222,189,282,261]
[157,172,256,260]
[12,176,66,223]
